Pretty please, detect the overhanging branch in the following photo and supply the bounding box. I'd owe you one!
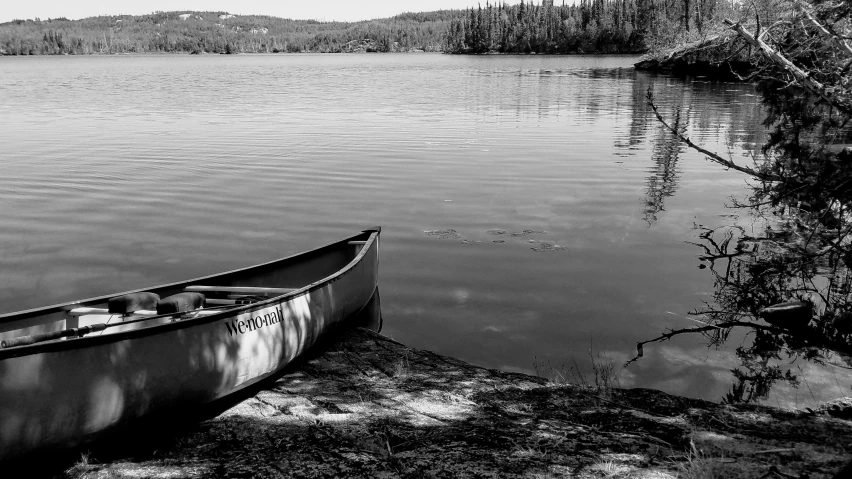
[723,18,852,116]
[795,0,852,59]
[646,90,781,181]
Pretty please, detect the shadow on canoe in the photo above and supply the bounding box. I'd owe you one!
[14,287,383,477]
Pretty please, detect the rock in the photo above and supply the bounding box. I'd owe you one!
[832,311,852,335]
[342,39,383,53]
[818,397,852,420]
[759,301,812,329]
[53,329,852,479]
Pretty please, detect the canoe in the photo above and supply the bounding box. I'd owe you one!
[0,227,381,463]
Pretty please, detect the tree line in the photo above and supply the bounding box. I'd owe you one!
[0,11,456,55]
[0,0,738,56]
[444,0,734,54]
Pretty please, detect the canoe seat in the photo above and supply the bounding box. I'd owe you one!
[157,292,206,314]
[108,292,160,314]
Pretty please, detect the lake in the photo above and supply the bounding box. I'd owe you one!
[1,53,846,407]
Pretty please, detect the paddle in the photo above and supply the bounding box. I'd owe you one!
[0,304,240,349]
[1,324,109,348]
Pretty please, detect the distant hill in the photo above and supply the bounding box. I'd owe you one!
[0,10,459,55]
[0,1,719,56]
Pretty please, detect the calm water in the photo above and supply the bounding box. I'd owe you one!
[1,54,847,407]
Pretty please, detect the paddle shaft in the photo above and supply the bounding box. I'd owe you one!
[1,324,107,348]
[0,304,237,349]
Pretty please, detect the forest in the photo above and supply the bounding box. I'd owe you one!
[0,0,734,55]
[445,0,732,54]
[0,11,457,55]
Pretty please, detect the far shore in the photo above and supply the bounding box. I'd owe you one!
[0,51,646,56]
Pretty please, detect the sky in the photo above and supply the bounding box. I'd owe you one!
[0,1,514,23]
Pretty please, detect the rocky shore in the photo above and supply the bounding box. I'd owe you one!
[634,33,754,80]
[60,327,851,478]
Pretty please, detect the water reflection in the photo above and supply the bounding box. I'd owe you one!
[623,72,767,226]
[352,288,383,333]
[0,55,817,404]
[666,217,852,403]
[644,118,684,225]
[631,93,852,403]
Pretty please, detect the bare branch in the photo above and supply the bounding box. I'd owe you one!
[795,0,852,59]
[758,20,794,41]
[646,90,780,181]
[624,321,788,367]
[723,18,852,116]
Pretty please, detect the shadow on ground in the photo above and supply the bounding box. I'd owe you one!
[44,328,852,478]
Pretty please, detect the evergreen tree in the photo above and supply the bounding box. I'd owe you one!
[445,0,657,54]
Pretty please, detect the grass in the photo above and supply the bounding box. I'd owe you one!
[64,452,95,478]
[392,352,411,378]
[534,343,622,398]
[674,441,734,479]
[589,459,634,477]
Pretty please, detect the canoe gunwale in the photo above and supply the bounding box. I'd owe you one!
[0,228,380,360]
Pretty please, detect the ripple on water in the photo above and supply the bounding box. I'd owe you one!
[423,229,462,239]
[2,54,816,405]
[528,240,566,252]
[510,230,548,237]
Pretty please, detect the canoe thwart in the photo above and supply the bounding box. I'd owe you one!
[185,286,298,295]
[348,241,367,245]
[69,307,110,317]
[206,298,261,306]
[157,293,206,315]
[108,292,160,314]
[69,307,158,318]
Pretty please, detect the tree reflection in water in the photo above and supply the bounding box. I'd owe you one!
[633,144,852,403]
[643,107,684,225]
[632,2,852,403]
[690,219,852,402]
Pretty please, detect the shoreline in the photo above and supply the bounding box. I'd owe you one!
[58,327,851,478]
[633,33,754,80]
[0,51,644,57]
[0,48,738,80]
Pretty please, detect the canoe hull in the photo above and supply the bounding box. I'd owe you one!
[0,230,379,462]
